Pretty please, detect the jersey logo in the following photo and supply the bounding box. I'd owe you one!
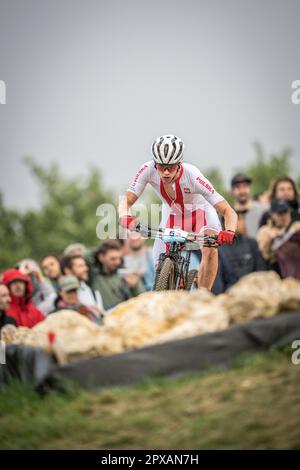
[131,164,148,187]
[183,187,191,193]
[196,177,215,194]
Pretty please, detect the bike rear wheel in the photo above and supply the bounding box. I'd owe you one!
[154,257,176,291]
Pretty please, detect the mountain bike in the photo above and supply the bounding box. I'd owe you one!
[135,224,219,291]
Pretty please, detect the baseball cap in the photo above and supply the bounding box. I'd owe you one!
[270,199,290,214]
[58,275,80,292]
[231,173,252,187]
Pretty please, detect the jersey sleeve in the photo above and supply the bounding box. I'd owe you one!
[127,162,151,197]
[191,168,224,206]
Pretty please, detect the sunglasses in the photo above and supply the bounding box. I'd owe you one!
[156,164,179,171]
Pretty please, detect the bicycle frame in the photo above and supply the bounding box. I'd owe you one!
[156,240,194,289]
[136,223,219,290]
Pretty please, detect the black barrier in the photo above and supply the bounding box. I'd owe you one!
[1,311,300,391]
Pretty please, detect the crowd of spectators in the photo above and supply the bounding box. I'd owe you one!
[0,174,299,331]
[0,232,154,330]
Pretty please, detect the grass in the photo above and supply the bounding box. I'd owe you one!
[0,348,299,449]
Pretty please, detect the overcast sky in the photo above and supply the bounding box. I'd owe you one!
[0,0,299,209]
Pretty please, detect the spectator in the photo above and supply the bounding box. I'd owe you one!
[221,212,266,276]
[253,191,270,205]
[51,275,101,324]
[210,212,266,294]
[2,269,45,328]
[211,250,238,295]
[41,255,62,291]
[17,259,56,315]
[122,232,155,291]
[257,199,300,277]
[275,231,300,280]
[0,284,16,331]
[60,255,104,317]
[231,173,269,237]
[259,176,300,227]
[91,240,145,311]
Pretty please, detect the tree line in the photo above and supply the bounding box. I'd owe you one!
[1,143,299,269]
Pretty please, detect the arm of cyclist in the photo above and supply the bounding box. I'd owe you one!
[118,162,151,229]
[192,169,237,245]
[214,200,238,245]
[118,191,139,229]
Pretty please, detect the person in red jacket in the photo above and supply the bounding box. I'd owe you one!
[2,269,45,328]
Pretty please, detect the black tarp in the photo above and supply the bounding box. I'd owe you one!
[1,311,300,391]
[0,344,56,390]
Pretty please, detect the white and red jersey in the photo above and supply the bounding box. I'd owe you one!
[128,161,224,267]
[128,161,224,234]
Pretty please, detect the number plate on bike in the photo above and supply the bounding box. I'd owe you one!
[162,227,188,243]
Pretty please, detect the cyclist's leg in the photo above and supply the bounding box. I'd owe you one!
[194,206,221,290]
[198,244,218,290]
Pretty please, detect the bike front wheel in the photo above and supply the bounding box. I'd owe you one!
[154,257,176,291]
[185,269,198,291]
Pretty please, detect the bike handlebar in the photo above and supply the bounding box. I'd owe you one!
[135,223,219,247]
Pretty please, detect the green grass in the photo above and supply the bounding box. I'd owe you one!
[0,348,299,449]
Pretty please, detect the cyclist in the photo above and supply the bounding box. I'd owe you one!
[119,135,237,290]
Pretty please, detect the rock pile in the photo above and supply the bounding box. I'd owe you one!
[2,272,300,364]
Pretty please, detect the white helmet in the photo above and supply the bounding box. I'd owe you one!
[152,134,184,165]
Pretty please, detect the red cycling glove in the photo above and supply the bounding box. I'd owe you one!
[217,230,235,245]
[119,215,138,229]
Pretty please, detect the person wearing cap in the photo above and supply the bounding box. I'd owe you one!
[231,173,269,238]
[258,176,300,228]
[256,199,300,273]
[49,275,102,324]
[60,254,104,318]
